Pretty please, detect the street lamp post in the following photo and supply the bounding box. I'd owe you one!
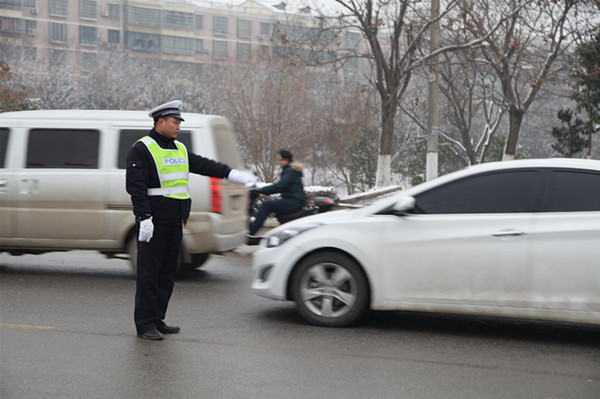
[426,0,440,181]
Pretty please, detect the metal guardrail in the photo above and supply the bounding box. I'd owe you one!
[337,186,403,206]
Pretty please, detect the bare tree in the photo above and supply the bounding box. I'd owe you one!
[461,0,580,160]
[0,48,31,111]
[77,51,159,110]
[320,84,380,194]
[437,29,506,166]
[219,48,318,181]
[317,0,517,186]
[325,0,434,186]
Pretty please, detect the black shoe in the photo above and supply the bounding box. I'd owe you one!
[157,324,180,334]
[137,329,164,340]
[246,234,261,246]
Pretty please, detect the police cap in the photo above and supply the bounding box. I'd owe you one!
[149,100,185,121]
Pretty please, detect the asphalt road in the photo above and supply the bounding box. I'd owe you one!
[1,250,599,399]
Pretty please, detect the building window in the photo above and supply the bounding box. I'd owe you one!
[126,6,161,28]
[163,36,194,55]
[50,0,68,17]
[260,22,270,35]
[213,40,228,57]
[49,48,68,67]
[108,29,119,44]
[80,51,97,70]
[49,22,68,42]
[236,42,250,60]
[80,0,97,20]
[24,0,37,7]
[213,16,228,35]
[345,57,358,70]
[164,11,194,31]
[125,31,160,53]
[196,39,208,54]
[0,17,23,34]
[1,0,20,10]
[23,46,37,62]
[195,14,204,29]
[25,20,37,35]
[79,25,97,46]
[107,3,120,19]
[259,44,270,59]
[346,31,361,49]
[237,19,251,38]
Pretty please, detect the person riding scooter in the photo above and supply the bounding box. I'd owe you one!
[248,149,305,237]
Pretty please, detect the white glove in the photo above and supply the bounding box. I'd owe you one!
[228,169,258,184]
[138,216,154,242]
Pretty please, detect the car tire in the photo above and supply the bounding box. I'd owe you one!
[126,236,138,273]
[291,251,369,327]
[180,253,210,270]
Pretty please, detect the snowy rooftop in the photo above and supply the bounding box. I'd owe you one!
[185,0,314,14]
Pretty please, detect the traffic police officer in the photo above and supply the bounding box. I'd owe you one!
[126,100,257,340]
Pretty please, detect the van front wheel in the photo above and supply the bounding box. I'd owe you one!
[180,253,210,270]
[128,238,210,273]
[126,237,138,273]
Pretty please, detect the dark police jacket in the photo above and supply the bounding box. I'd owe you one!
[256,162,306,208]
[126,128,231,224]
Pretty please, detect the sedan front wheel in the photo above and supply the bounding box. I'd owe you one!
[291,252,369,327]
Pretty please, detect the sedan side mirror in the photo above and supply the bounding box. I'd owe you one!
[392,196,416,214]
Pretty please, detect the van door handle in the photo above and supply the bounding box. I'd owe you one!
[0,179,7,193]
[20,179,39,195]
[492,229,526,237]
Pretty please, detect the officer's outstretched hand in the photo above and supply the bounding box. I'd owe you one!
[138,217,154,242]
[228,169,258,185]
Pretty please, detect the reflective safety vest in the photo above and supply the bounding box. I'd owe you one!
[139,136,190,200]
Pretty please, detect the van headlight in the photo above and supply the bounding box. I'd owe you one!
[266,223,321,248]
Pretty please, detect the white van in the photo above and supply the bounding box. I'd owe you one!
[0,110,248,270]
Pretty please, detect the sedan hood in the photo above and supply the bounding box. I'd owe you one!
[263,193,403,236]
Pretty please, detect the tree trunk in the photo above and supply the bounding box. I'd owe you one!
[502,106,525,161]
[375,154,391,188]
[376,97,397,187]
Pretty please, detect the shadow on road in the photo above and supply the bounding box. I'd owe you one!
[254,305,600,347]
[365,310,600,347]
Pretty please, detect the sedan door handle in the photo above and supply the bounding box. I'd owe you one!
[492,230,526,237]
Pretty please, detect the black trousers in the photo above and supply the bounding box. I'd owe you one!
[134,221,182,334]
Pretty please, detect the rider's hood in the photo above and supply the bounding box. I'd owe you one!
[290,162,305,172]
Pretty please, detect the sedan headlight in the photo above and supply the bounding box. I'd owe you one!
[266,223,321,248]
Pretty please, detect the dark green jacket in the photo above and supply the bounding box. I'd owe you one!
[257,162,306,208]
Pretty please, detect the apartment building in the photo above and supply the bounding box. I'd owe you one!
[0,0,363,71]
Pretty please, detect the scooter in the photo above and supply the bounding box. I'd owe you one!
[247,188,337,245]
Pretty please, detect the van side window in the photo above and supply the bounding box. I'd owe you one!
[0,128,8,168]
[27,129,100,168]
[118,130,193,169]
[213,125,241,168]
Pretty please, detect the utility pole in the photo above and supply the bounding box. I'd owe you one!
[426,0,440,181]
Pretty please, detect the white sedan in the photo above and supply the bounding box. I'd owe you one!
[251,158,600,327]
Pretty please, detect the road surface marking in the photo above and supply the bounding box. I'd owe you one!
[0,323,55,330]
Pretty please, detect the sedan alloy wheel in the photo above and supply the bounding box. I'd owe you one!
[291,252,369,327]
